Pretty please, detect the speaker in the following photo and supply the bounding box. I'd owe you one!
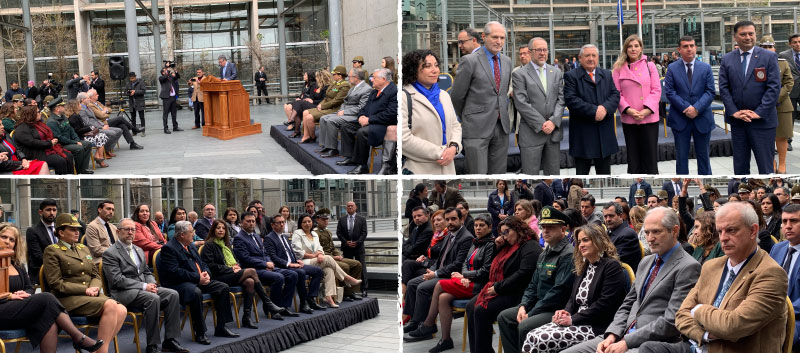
[109,56,126,80]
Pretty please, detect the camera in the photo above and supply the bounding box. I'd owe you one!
[163,60,176,69]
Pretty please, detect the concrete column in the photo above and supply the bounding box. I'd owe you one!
[74,0,92,75]
[441,0,448,73]
[152,0,162,99]
[164,0,174,61]
[18,179,31,229]
[150,178,163,214]
[21,0,35,82]
[700,10,706,63]
[277,0,288,99]
[124,0,142,76]
[250,0,260,80]
[328,0,343,68]
[181,178,194,209]
[0,30,7,91]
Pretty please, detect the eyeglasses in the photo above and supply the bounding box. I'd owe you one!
[501,229,511,236]
[119,227,136,232]
[531,48,548,53]
[457,40,470,45]
[273,221,286,224]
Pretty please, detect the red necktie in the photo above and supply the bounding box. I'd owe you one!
[376,89,382,98]
[493,55,501,91]
[628,257,662,332]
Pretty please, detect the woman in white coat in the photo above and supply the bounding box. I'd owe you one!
[401,49,462,175]
[291,213,361,308]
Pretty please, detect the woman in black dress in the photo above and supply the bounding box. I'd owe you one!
[284,70,320,129]
[200,219,286,326]
[289,70,331,137]
[0,223,103,353]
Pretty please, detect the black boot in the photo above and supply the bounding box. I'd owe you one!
[240,292,258,329]
[254,282,286,319]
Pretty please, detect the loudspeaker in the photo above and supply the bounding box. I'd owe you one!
[109,56,126,80]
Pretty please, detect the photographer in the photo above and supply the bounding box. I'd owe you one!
[191,68,206,129]
[89,71,105,104]
[65,73,88,100]
[39,76,61,100]
[158,63,182,134]
[125,72,147,131]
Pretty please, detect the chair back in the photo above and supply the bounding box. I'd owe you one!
[620,262,636,292]
[786,296,795,353]
[772,235,779,245]
[97,259,110,296]
[438,73,454,92]
[152,249,161,283]
[80,234,87,245]
[639,241,645,259]
[198,245,204,255]
[38,266,49,293]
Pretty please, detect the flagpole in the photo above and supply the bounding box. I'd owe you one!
[618,0,624,54]
[637,0,643,38]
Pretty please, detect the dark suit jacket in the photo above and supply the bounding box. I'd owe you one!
[431,226,474,278]
[553,180,566,200]
[125,79,146,111]
[336,213,367,254]
[254,71,267,87]
[158,72,180,100]
[200,240,236,279]
[263,230,297,268]
[429,188,466,210]
[492,239,541,298]
[565,257,628,336]
[779,49,800,99]
[402,221,433,260]
[156,238,208,301]
[533,181,555,207]
[664,59,716,134]
[487,190,514,234]
[629,181,653,202]
[220,62,237,80]
[194,218,212,239]
[661,180,683,206]
[25,220,53,284]
[233,229,272,270]
[90,77,106,104]
[564,66,620,159]
[719,47,781,130]
[359,81,398,147]
[609,224,643,272]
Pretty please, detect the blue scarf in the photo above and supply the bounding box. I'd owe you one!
[412,81,447,145]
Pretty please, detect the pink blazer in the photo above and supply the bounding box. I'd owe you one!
[612,56,662,125]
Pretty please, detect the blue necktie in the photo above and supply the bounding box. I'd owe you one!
[713,269,736,307]
[741,52,750,77]
[795,53,800,72]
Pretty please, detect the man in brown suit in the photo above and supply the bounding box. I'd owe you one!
[314,208,362,301]
[191,68,205,129]
[428,181,466,211]
[644,202,788,353]
[84,200,118,263]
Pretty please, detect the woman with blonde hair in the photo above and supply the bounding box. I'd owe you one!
[289,70,331,137]
[65,99,108,167]
[514,199,539,243]
[612,34,662,174]
[629,205,647,233]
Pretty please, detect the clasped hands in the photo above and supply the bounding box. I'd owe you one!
[450,272,471,288]
[10,290,30,300]
[84,287,101,297]
[552,309,572,326]
[733,109,761,122]
[625,107,653,121]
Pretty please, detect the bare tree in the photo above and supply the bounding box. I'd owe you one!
[1,25,26,84]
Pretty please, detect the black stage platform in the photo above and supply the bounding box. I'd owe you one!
[270,125,383,175]
[11,297,379,353]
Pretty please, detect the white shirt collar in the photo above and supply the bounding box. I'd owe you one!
[531,61,546,72]
[739,47,755,56]
[726,256,747,276]
[97,217,107,226]
[682,58,696,66]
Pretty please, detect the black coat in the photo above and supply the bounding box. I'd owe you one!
[491,239,542,298]
[487,190,514,234]
[402,221,433,260]
[13,123,54,163]
[563,67,620,159]
[358,81,398,147]
[68,113,93,138]
[26,221,53,284]
[156,238,208,302]
[200,241,236,279]
[254,71,267,87]
[25,86,40,102]
[90,77,105,104]
[608,225,643,272]
[533,182,555,208]
[564,257,628,336]
[336,213,367,255]
[158,72,181,100]
[125,79,146,111]
[461,236,495,294]
[432,226,474,278]
[0,136,25,172]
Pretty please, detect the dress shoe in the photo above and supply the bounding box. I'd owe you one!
[321,149,339,158]
[161,338,189,353]
[130,142,144,150]
[790,143,794,151]
[241,308,258,329]
[347,165,369,174]
[308,300,326,310]
[361,291,368,297]
[194,334,211,345]
[173,127,184,132]
[214,327,239,338]
[403,320,420,333]
[270,312,284,320]
[428,338,454,353]
[404,324,437,342]
[282,121,291,126]
[192,126,201,129]
[72,335,103,353]
[282,307,299,317]
[350,293,363,300]
[315,147,330,153]
[79,170,94,174]
[299,303,314,314]
[336,159,358,166]
[299,137,316,144]
[164,129,171,134]
[288,132,301,138]
[342,295,354,302]
[145,345,159,353]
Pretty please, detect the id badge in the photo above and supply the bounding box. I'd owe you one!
[754,67,767,82]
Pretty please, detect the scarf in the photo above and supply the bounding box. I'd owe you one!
[476,239,525,308]
[214,237,237,267]
[33,121,66,158]
[428,228,448,258]
[1,139,17,161]
[412,81,447,145]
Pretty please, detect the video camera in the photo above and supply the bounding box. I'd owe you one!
[163,60,176,69]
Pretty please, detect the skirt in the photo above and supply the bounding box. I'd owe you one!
[58,294,111,317]
[83,132,109,148]
[521,322,597,353]
[777,111,794,139]
[291,100,317,116]
[11,159,46,175]
[438,277,475,298]
[214,271,246,287]
[0,292,65,348]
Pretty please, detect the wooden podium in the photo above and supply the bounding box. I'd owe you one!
[199,75,262,140]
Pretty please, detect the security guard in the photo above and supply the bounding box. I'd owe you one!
[314,208,363,300]
[657,190,669,207]
[634,188,646,207]
[497,206,575,353]
[40,95,55,120]
[738,184,754,201]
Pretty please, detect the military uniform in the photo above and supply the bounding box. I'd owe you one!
[42,239,112,316]
[307,76,352,121]
[315,225,362,296]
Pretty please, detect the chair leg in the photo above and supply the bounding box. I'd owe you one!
[497,335,502,353]
[186,308,195,342]
[462,311,468,352]
[13,342,20,353]
[113,334,119,353]
[231,293,241,328]
[130,313,140,353]
[253,296,260,323]
[0,338,6,353]
[368,147,376,174]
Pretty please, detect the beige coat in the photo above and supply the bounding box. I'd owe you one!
[191,76,205,103]
[84,217,117,264]
[88,101,110,122]
[401,84,462,175]
[291,229,323,266]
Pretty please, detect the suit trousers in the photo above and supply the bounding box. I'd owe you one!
[520,137,560,175]
[496,304,553,353]
[108,116,134,144]
[338,119,362,158]
[281,265,323,302]
[731,125,775,174]
[563,336,642,353]
[574,156,611,175]
[402,276,440,321]
[353,126,372,167]
[122,287,181,346]
[180,280,233,335]
[46,150,74,175]
[193,101,204,128]
[102,127,122,151]
[467,295,522,353]
[622,122,659,174]
[792,97,799,121]
[638,341,693,353]
[672,125,711,175]
[130,110,145,127]
[310,255,348,297]
[319,113,355,151]
[161,97,178,129]
[344,247,367,291]
[256,269,294,308]
[63,142,91,172]
[335,258,362,295]
[256,85,268,104]
[463,119,508,174]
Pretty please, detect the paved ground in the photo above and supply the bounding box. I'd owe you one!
[402,311,500,353]
[88,103,312,175]
[283,294,401,353]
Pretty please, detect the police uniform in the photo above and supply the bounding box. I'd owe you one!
[307,65,352,121]
[42,214,115,317]
[497,206,575,353]
[634,188,646,206]
[314,210,362,297]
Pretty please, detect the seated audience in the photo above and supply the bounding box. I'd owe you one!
[488,180,514,236]
[86,89,143,150]
[0,123,49,174]
[401,209,447,295]
[770,204,800,348]
[314,209,363,300]
[690,211,724,264]
[514,199,540,237]
[13,106,74,174]
[132,204,166,266]
[0,103,16,133]
[64,99,108,167]
[194,203,216,240]
[77,92,121,158]
[603,202,644,271]
[84,200,117,262]
[222,207,241,234]
[405,183,429,235]
[299,66,351,143]
[761,193,783,242]
[317,68,371,159]
[46,99,92,174]
[402,206,434,262]
[277,205,296,236]
[286,70,327,132]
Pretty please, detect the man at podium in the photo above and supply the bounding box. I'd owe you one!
[218,55,238,81]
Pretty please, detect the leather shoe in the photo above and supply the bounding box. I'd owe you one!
[173,127,184,132]
[321,149,339,158]
[342,295,354,302]
[214,327,239,338]
[350,293,363,300]
[130,142,144,150]
[315,147,330,153]
[407,324,437,339]
[347,165,369,174]
[79,170,94,174]
[428,338,454,353]
[282,307,299,317]
[336,159,358,166]
[270,312,284,320]
[161,338,189,353]
[145,345,159,353]
[403,321,420,333]
[194,334,211,345]
[308,301,326,310]
[299,303,314,314]
[163,129,171,134]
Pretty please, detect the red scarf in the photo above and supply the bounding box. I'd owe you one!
[33,121,66,158]
[427,228,448,258]
[475,238,526,309]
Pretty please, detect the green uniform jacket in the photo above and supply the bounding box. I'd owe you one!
[319,80,351,111]
[315,226,341,257]
[2,117,14,133]
[691,241,724,265]
[520,237,575,315]
[46,113,81,145]
[42,240,107,313]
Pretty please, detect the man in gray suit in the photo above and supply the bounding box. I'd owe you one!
[218,55,237,81]
[779,33,800,148]
[450,21,512,174]
[102,218,188,353]
[564,207,701,353]
[512,37,565,175]
[317,68,372,159]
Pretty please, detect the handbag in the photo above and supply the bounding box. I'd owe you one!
[401,88,414,175]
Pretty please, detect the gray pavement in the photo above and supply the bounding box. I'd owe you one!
[88,103,311,175]
[402,312,500,353]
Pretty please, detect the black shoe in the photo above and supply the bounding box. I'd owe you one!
[130,142,144,150]
[790,143,794,151]
[282,307,299,317]
[404,324,437,342]
[308,300,326,310]
[79,170,94,174]
[351,293,363,300]
[315,147,330,153]
[72,335,103,353]
[288,132,301,138]
[300,137,317,144]
[321,149,340,158]
[161,338,189,353]
[241,317,258,329]
[164,129,171,134]
[403,321,420,333]
[361,291,368,297]
[283,121,291,126]
[173,127,184,132]
[194,334,211,345]
[270,312,283,320]
[145,345,159,353]
[428,338,454,353]
[347,165,370,174]
[336,159,358,166]
[214,327,239,338]
[342,295,354,302]
[299,303,314,314]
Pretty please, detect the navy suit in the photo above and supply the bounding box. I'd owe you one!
[769,241,800,347]
[533,181,555,209]
[263,231,322,303]
[664,59,716,175]
[351,81,399,167]
[232,229,295,308]
[193,218,213,239]
[628,180,653,203]
[719,47,781,174]
[661,180,683,206]
[156,238,233,334]
[219,62,237,80]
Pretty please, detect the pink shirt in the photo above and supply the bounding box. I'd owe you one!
[612,55,662,125]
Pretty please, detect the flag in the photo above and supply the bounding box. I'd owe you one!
[617,0,624,30]
[636,0,643,25]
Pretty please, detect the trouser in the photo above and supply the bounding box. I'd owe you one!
[672,125,711,175]
[469,295,521,353]
[311,255,348,297]
[108,116,135,144]
[63,142,91,172]
[122,287,181,346]
[731,125,775,174]
[256,268,293,308]
[130,109,145,127]
[403,276,440,321]
[319,113,356,151]
[183,280,233,335]
[353,126,373,167]
[463,120,509,174]
[162,96,178,129]
[344,248,367,291]
[256,85,268,104]
[193,101,204,128]
[792,97,799,120]
[638,341,693,353]
[102,127,122,151]
[622,122,659,174]
[574,156,612,175]
[334,258,362,295]
[338,119,362,158]
[401,259,427,285]
[520,139,560,175]
[496,305,553,353]
[281,265,323,303]
[563,336,641,353]
[46,151,74,175]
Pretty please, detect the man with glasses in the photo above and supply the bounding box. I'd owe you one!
[85,200,118,263]
[604,202,643,271]
[456,28,482,57]
[776,186,791,210]
[317,67,372,159]
[103,218,188,353]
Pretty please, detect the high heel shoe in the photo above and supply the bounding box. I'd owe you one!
[95,158,109,168]
[344,277,362,287]
[300,137,317,144]
[72,334,103,353]
[288,132,301,138]
[286,124,294,130]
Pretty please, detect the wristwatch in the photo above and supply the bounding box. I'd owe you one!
[447,142,459,154]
